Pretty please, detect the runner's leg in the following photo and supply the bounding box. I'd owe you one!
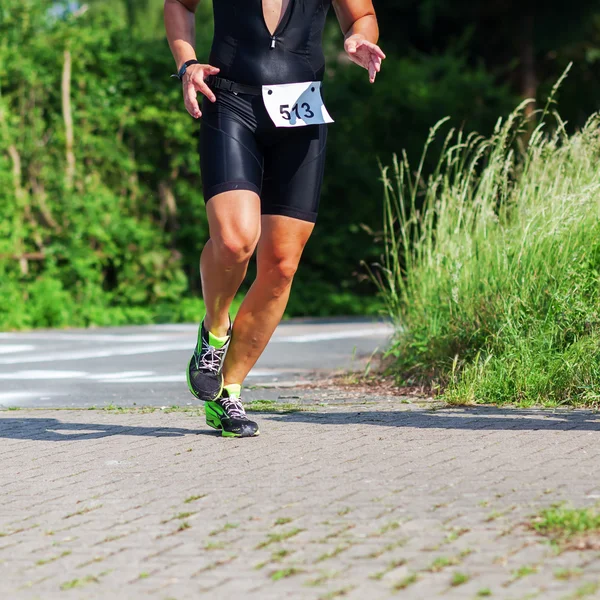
[201,190,261,337]
[222,214,314,386]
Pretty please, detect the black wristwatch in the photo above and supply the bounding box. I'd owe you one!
[171,59,201,81]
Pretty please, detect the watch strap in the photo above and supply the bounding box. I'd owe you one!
[171,59,201,81]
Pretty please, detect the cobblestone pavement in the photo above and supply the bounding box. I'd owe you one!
[2,400,600,599]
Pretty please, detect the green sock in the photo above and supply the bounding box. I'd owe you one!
[223,383,242,398]
[208,330,229,349]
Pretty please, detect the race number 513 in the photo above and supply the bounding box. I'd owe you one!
[262,81,334,128]
[279,102,315,121]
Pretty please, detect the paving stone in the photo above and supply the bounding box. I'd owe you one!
[1,404,600,598]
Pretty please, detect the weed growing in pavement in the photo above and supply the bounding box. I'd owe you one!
[255,548,295,570]
[442,527,470,545]
[209,523,239,536]
[375,520,401,535]
[377,67,600,407]
[305,570,339,586]
[315,544,351,563]
[36,550,71,566]
[393,573,418,590]
[477,589,492,597]
[530,505,600,549]
[60,575,99,590]
[175,512,194,520]
[318,587,355,599]
[363,539,408,559]
[425,555,459,572]
[245,400,307,413]
[369,559,407,580]
[255,528,304,549]
[555,567,584,580]
[565,582,600,599]
[450,571,470,586]
[184,494,206,504]
[64,505,102,519]
[270,567,304,581]
[274,517,293,526]
[162,511,196,524]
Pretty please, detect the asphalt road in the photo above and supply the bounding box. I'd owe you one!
[0,318,393,409]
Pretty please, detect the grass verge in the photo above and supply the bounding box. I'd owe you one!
[529,505,600,550]
[377,69,600,406]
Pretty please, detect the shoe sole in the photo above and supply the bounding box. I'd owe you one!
[186,356,224,402]
[205,402,260,438]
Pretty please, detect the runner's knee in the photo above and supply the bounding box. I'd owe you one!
[259,256,299,292]
[213,230,258,265]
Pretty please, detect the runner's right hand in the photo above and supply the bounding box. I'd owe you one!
[182,63,220,119]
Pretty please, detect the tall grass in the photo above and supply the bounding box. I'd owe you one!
[378,78,600,406]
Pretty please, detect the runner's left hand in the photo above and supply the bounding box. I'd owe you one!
[344,34,385,83]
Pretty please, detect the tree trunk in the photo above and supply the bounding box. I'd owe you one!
[62,49,75,190]
[520,13,537,121]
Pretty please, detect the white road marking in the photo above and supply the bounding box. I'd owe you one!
[0,331,392,366]
[102,375,185,383]
[98,369,284,383]
[30,334,173,342]
[0,391,42,403]
[0,370,87,380]
[275,327,393,343]
[88,371,154,380]
[0,342,192,365]
[0,345,36,354]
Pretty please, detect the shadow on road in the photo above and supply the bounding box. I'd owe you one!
[1,406,599,441]
[0,417,215,441]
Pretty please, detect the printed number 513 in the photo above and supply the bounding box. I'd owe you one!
[279,103,315,120]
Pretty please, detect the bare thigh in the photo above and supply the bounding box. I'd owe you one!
[206,190,262,256]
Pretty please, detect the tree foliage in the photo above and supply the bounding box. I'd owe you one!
[1,0,598,328]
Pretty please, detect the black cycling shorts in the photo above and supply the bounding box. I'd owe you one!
[199,88,328,223]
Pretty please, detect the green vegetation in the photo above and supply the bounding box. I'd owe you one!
[255,528,304,550]
[60,575,99,590]
[477,589,492,597]
[450,571,470,586]
[555,568,584,580]
[35,550,71,566]
[5,1,599,329]
[379,78,600,406]
[426,555,459,572]
[184,494,206,504]
[565,582,600,599]
[530,505,600,546]
[270,567,304,581]
[245,400,307,413]
[511,565,537,581]
[393,573,418,590]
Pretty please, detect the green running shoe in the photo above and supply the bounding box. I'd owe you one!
[186,319,230,401]
[205,385,259,438]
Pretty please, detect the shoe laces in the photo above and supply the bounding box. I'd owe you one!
[195,338,227,373]
[220,395,247,419]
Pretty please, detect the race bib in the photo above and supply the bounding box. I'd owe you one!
[262,81,334,128]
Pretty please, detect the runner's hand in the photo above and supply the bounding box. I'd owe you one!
[344,34,385,83]
[182,63,220,119]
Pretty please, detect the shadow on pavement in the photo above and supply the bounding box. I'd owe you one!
[1,407,599,441]
[0,417,215,441]
[263,406,600,432]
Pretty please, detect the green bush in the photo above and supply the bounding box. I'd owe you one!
[379,84,600,406]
